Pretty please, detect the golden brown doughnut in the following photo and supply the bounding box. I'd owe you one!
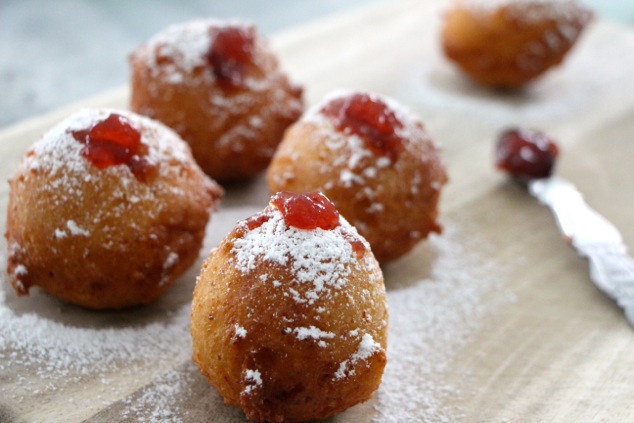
[441,0,593,88]
[267,91,448,264]
[5,109,222,309]
[191,191,388,422]
[129,19,304,182]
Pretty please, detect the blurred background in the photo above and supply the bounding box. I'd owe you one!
[1,0,633,129]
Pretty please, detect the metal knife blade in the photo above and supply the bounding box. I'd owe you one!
[528,176,634,327]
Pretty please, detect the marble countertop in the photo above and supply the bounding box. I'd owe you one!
[1,0,632,130]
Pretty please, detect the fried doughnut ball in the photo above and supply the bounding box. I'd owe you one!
[5,109,223,309]
[441,0,593,88]
[191,191,387,422]
[129,19,304,183]
[267,91,448,264]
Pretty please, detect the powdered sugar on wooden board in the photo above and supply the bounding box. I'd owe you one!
[5,13,632,423]
[373,222,515,422]
[0,270,193,406]
[403,20,634,137]
[0,205,515,422]
[0,204,253,418]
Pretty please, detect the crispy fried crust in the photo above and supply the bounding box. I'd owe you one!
[129,20,304,182]
[267,94,447,264]
[441,0,593,88]
[5,109,222,309]
[191,214,388,422]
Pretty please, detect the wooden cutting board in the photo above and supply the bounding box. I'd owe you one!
[2,1,634,421]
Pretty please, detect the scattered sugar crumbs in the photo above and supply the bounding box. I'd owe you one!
[371,219,516,423]
[0,216,516,422]
[0,251,193,420]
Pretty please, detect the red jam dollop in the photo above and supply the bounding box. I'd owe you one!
[270,191,340,231]
[246,191,367,256]
[321,93,405,162]
[495,128,559,179]
[344,234,366,258]
[71,113,157,181]
[245,212,272,231]
[207,26,255,88]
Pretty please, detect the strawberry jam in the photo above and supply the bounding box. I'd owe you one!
[70,113,157,181]
[207,26,255,88]
[321,93,404,162]
[270,191,340,231]
[495,128,559,179]
[245,212,272,231]
[344,234,366,258]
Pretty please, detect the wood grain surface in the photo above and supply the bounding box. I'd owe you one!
[2,1,634,422]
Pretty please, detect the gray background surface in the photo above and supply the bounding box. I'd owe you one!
[1,0,633,129]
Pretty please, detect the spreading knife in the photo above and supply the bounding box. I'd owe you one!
[496,128,634,327]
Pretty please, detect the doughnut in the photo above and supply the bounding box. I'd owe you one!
[441,0,593,88]
[5,109,223,309]
[266,91,448,264]
[191,191,387,422]
[129,19,304,182]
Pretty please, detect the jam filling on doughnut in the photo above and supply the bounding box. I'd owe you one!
[245,192,367,256]
[207,26,255,88]
[271,191,340,231]
[495,128,559,179]
[70,113,157,181]
[245,213,272,231]
[321,93,405,162]
[344,234,366,258]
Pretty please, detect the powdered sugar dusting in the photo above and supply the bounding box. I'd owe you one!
[310,91,439,174]
[234,324,247,339]
[356,333,382,360]
[288,90,444,221]
[458,0,589,23]
[66,219,90,237]
[118,364,197,423]
[231,208,371,305]
[243,369,263,394]
[290,326,336,342]
[163,251,180,271]
[304,90,427,164]
[141,20,214,81]
[14,264,28,276]
[0,227,196,416]
[26,108,192,183]
[451,0,592,74]
[0,212,514,422]
[334,333,383,380]
[0,288,192,417]
[245,369,262,385]
[373,221,515,422]
[135,19,269,91]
